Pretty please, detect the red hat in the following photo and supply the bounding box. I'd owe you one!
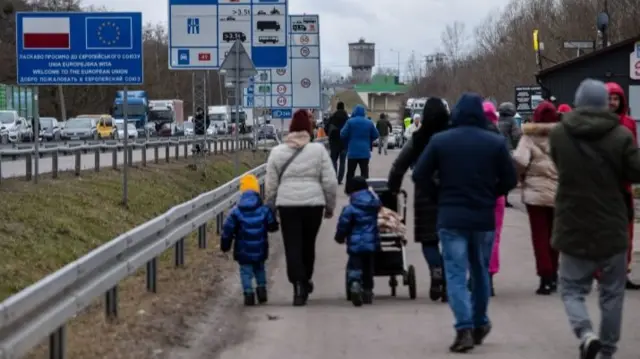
[557,104,572,113]
[533,101,559,123]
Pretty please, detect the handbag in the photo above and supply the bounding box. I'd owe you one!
[563,124,634,221]
[267,145,307,211]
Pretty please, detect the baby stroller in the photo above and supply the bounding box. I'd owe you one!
[344,178,417,300]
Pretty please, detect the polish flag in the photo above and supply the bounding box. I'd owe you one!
[23,17,70,49]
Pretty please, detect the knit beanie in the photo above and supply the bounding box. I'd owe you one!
[346,176,368,195]
[239,174,260,193]
[482,101,498,124]
[557,104,572,113]
[574,79,608,109]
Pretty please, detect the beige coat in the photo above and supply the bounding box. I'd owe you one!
[512,123,558,207]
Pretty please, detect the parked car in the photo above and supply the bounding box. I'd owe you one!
[115,121,138,140]
[60,117,98,141]
[39,117,61,141]
[0,111,33,144]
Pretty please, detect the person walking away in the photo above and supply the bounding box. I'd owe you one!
[512,100,560,295]
[606,82,640,290]
[404,113,421,141]
[388,97,450,302]
[265,109,338,306]
[221,174,279,306]
[376,113,393,155]
[550,79,640,359]
[335,176,382,306]
[413,93,517,352]
[340,104,379,182]
[482,101,506,297]
[326,102,349,184]
[497,102,522,208]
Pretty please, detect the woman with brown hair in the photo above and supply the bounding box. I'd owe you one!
[265,109,338,306]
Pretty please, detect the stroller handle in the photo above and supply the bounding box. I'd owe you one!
[399,189,408,224]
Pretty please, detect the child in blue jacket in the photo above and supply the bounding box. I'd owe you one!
[221,174,279,306]
[335,176,382,306]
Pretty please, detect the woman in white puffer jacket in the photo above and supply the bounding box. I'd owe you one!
[265,109,338,306]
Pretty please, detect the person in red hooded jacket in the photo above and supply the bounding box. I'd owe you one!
[606,82,640,290]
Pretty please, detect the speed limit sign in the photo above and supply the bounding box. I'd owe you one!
[300,46,310,57]
[276,96,287,106]
[300,35,310,44]
[300,78,311,88]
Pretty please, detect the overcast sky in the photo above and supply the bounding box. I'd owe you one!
[84,0,512,75]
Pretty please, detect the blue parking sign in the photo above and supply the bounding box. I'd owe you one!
[177,49,189,65]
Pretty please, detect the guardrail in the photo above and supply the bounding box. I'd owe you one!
[0,136,328,359]
[0,136,253,182]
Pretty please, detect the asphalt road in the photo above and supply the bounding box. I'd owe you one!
[172,149,640,359]
[0,140,239,179]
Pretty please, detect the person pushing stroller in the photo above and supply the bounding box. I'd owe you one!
[335,176,382,306]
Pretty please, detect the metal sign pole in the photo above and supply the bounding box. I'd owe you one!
[203,71,208,156]
[33,87,39,183]
[234,42,240,176]
[122,87,129,206]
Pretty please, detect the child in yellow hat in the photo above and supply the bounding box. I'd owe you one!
[221,174,278,306]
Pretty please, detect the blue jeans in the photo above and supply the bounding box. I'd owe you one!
[421,242,443,270]
[239,262,267,294]
[439,229,494,330]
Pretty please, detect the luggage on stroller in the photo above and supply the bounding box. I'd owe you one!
[344,178,417,300]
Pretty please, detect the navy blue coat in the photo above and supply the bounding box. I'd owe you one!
[340,105,379,159]
[221,191,279,264]
[335,189,381,254]
[412,93,517,231]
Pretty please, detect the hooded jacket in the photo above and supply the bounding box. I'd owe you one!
[375,116,392,136]
[513,101,559,207]
[265,131,338,211]
[220,191,278,264]
[326,108,349,152]
[335,189,382,254]
[497,102,522,149]
[340,105,379,159]
[549,106,640,259]
[413,93,518,231]
[607,82,637,194]
[388,97,449,243]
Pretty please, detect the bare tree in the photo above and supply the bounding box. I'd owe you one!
[440,21,467,62]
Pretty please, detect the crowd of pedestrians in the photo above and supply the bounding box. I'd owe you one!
[220,81,640,358]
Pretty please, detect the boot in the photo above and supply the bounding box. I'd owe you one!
[625,277,640,290]
[536,276,553,295]
[244,292,256,306]
[490,274,495,297]
[473,323,492,345]
[350,281,363,307]
[293,282,307,306]
[362,290,373,304]
[449,329,474,353]
[429,266,445,301]
[305,280,314,297]
[550,273,558,292]
[256,286,268,304]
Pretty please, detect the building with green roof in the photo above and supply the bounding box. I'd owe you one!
[353,74,408,120]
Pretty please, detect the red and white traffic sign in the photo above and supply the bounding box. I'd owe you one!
[300,35,309,44]
[301,78,311,88]
[300,46,310,57]
[276,68,286,76]
[276,84,287,93]
[276,96,287,106]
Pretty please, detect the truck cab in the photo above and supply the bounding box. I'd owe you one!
[112,91,149,137]
[149,99,184,137]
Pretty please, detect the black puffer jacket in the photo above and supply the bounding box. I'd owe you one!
[387,97,450,243]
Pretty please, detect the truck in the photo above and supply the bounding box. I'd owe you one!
[229,107,253,134]
[207,105,230,135]
[112,90,149,136]
[149,99,184,136]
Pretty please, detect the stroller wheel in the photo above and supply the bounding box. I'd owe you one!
[389,276,397,297]
[407,265,417,299]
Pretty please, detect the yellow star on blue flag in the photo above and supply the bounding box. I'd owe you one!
[86,17,132,49]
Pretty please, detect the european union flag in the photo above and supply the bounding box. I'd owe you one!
[86,17,133,49]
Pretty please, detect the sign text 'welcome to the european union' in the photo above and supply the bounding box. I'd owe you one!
[16,12,143,85]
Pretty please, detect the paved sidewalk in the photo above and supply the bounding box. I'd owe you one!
[217,151,640,359]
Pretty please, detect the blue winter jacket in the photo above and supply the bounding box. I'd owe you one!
[220,191,279,264]
[335,189,381,254]
[340,105,379,159]
[412,93,517,231]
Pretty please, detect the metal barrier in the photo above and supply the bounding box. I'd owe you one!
[0,137,253,181]
[0,136,328,358]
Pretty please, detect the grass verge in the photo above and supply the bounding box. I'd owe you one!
[0,151,268,358]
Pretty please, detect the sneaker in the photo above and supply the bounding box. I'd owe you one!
[362,290,373,304]
[449,329,474,353]
[473,324,492,345]
[350,281,363,307]
[536,276,553,295]
[579,332,601,359]
[256,286,268,304]
[429,267,445,301]
[244,293,256,306]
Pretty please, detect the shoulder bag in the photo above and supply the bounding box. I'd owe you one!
[563,124,634,221]
[267,145,307,211]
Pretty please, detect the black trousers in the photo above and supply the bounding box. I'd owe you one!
[278,206,324,284]
[347,253,375,290]
[346,158,370,184]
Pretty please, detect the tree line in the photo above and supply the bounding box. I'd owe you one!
[408,0,640,106]
[0,0,226,119]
